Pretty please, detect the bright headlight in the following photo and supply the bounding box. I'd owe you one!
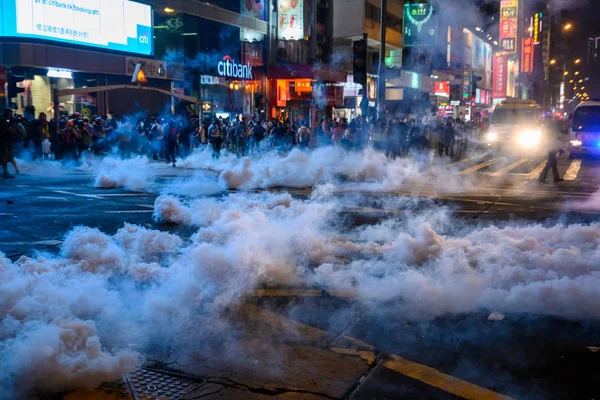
[570,140,582,146]
[486,132,497,142]
[517,130,542,148]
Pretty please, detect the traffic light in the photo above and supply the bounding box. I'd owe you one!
[6,69,25,99]
[471,75,482,97]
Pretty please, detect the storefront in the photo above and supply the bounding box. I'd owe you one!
[267,64,346,124]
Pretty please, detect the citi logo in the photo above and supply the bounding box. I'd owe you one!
[139,33,149,44]
[217,55,252,79]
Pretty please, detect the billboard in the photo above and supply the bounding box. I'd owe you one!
[0,0,153,56]
[403,3,437,46]
[433,81,450,97]
[521,37,533,73]
[499,0,518,54]
[492,55,508,98]
[278,0,303,40]
[241,0,265,42]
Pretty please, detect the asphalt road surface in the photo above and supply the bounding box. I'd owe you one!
[2,152,600,400]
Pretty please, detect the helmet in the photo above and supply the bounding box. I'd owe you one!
[67,120,74,128]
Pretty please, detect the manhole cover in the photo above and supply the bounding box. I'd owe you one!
[125,367,206,400]
[94,367,206,400]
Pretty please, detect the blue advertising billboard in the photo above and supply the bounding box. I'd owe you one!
[0,0,153,56]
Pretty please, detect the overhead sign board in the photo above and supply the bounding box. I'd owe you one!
[0,0,153,56]
[499,0,518,54]
[126,57,168,80]
[403,3,437,46]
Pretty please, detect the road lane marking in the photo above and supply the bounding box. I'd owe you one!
[564,159,582,181]
[527,161,547,180]
[445,156,481,169]
[383,354,515,400]
[490,158,529,177]
[98,193,153,197]
[50,189,103,199]
[459,158,499,174]
[241,303,514,400]
[104,210,153,214]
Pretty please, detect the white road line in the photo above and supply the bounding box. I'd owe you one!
[135,204,155,209]
[51,189,103,199]
[527,161,547,180]
[98,193,152,197]
[564,159,582,181]
[459,158,499,174]
[37,196,68,201]
[490,158,529,177]
[104,209,154,214]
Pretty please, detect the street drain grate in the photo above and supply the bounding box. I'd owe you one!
[98,367,206,400]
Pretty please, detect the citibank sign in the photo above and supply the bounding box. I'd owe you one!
[217,55,253,80]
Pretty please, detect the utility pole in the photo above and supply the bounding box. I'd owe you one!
[377,0,387,119]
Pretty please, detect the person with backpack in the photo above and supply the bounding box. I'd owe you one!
[208,119,224,159]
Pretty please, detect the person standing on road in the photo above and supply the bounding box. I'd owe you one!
[208,119,224,160]
[538,127,565,184]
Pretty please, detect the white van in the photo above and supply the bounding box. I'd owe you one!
[486,99,544,154]
[569,101,600,156]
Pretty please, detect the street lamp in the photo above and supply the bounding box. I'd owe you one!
[575,71,580,75]
[574,59,581,64]
[563,23,572,30]
[564,71,569,75]
[550,59,557,65]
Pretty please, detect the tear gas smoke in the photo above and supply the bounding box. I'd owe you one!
[2,188,600,397]
[94,156,154,191]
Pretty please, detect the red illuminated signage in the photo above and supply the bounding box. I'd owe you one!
[521,38,534,73]
[433,81,450,96]
[492,55,508,98]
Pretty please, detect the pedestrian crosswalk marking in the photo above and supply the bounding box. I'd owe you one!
[445,156,480,169]
[490,158,529,177]
[564,159,582,181]
[459,158,499,174]
[527,161,547,180]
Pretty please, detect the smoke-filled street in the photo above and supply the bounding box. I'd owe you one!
[2,148,600,400]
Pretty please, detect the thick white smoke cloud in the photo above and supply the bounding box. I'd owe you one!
[94,156,154,191]
[177,147,476,194]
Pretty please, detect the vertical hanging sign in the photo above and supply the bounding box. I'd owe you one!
[499,0,518,54]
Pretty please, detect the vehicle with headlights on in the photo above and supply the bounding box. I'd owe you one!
[569,101,600,157]
[486,100,545,156]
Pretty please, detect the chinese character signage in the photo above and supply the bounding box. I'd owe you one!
[278,0,304,40]
[499,0,518,54]
[521,38,534,73]
[433,81,450,97]
[126,57,168,80]
[403,3,438,46]
[492,55,508,98]
[1,0,153,56]
[533,12,541,45]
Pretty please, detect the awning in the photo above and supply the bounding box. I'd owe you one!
[268,64,347,82]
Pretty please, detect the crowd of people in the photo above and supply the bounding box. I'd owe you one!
[1,103,482,179]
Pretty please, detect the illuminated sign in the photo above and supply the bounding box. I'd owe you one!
[217,55,253,79]
[499,0,518,54]
[559,81,565,109]
[403,3,438,46]
[492,55,508,98]
[533,12,541,45]
[521,38,534,73]
[433,81,450,97]
[278,0,304,40]
[0,0,153,56]
[241,0,265,42]
[47,69,72,79]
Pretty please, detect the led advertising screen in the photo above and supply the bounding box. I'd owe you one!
[241,0,265,42]
[0,0,153,56]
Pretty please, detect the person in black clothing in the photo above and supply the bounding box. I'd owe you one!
[208,119,224,159]
[272,121,288,152]
[249,121,266,153]
[165,119,179,166]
